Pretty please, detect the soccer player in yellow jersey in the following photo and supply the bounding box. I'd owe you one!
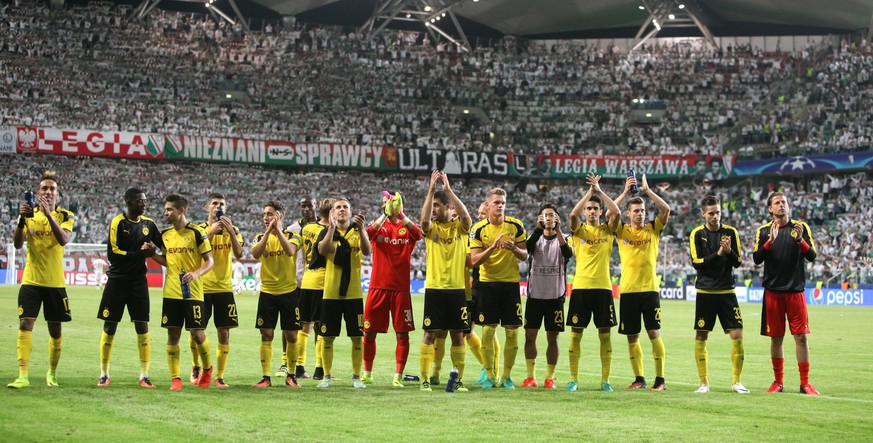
[188,193,244,388]
[282,197,317,380]
[8,171,75,389]
[148,193,214,391]
[608,174,671,390]
[418,170,472,392]
[96,188,163,389]
[251,201,303,388]
[298,198,333,381]
[566,174,622,392]
[470,187,528,389]
[689,195,749,394]
[315,198,372,389]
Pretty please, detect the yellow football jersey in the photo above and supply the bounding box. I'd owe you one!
[21,208,75,288]
[470,216,527,283]
[161,223,212,300]
[424,219,470,290]
[616,218,666,293]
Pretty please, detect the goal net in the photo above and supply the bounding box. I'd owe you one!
[5,243,109,286]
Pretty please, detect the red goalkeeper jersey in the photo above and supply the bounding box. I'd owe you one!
[366,219,423,292]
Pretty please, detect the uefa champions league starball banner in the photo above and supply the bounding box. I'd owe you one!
[731,152,873,175]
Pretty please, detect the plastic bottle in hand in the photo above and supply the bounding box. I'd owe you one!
[627,169,639,194]
[180,271,191,300]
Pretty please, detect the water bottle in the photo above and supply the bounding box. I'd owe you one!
[24,190,35,218]
[445,367,459,393]
[627,169,639,194]
[180,271,191,300]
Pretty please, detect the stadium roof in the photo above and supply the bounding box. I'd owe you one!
[253,0,872,38]
[131,0,872,41]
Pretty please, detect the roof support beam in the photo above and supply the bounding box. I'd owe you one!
[632,0,719,51]
[226,0,251,31]
[361,0,471,52]
[868,11,873,43]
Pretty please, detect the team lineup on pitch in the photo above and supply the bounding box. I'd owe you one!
[9,169,819,395]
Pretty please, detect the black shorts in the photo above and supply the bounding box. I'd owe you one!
[566,289,617,330]
[18,285,71,322]
[694,292,743,332]
[161,298,206,330]
[464,299,476,334]
[97,277,149,323]
[299,289,324,323]
[204,292,239,329]
[524,297,565,332]
[319,298,364,337]
[256,291,301,331]
[618,292,661,335]
[423,289,468,331]
[475,282,523,327]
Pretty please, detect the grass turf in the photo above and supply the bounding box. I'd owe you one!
[1,286,871,442]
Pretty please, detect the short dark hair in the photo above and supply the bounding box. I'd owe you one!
[124,188,144,202]
[626,196,644,209]
[766,192,785,207]
[165,193,188,210]
[701,195,720,208]
[208,192,226,201]
[265,200,284,212]
[433,191,449,205]
[588,195,603,207]
[538,203,557,214]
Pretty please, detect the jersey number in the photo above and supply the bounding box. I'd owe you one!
[460,307,468,321]
[553,310,564,325]
[193,305,202,320]
[228,304,238,319]
[654,307,661,321]
[733,307,742,320]
[516,303,522,318]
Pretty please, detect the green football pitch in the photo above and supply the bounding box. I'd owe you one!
[1,286,871,442]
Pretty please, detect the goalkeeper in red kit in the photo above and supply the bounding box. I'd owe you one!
[362,191,423,386]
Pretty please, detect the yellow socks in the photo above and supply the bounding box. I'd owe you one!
[526,358,536,378]
[493,335,501,377]
[296,331,309,367]
[351,337,363,377]
[450,344,466,380]
[137,333,150,377]
[651,337,665,378]
[419,342,435,382]
[568,331,582,382]
[598,332,612,383]
[189,335,200,367]
[195,337,212,370]
[731,338,744,384]
[432,336,447,377]
[17,330,32,376]
[545,364,556,381]
[285,339,298,376]
[100,332,114,375]
[260,341,272,376]
[502,328,518,380]
[481,326,496,379]
[315,335,324,368]
[216,343,230,379]
[629,341,644,377]
[695,339,708,385]
[48,337,62,372]
[167,344,181,379]
[321,337,335,376]
[465,333,484,366]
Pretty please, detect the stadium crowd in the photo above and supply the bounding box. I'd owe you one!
[1,154,870,286]
[1,1,873,159]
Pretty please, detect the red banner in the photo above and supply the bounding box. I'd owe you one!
[16,127,164,160]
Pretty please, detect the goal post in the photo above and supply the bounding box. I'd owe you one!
[5,243,111,286]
